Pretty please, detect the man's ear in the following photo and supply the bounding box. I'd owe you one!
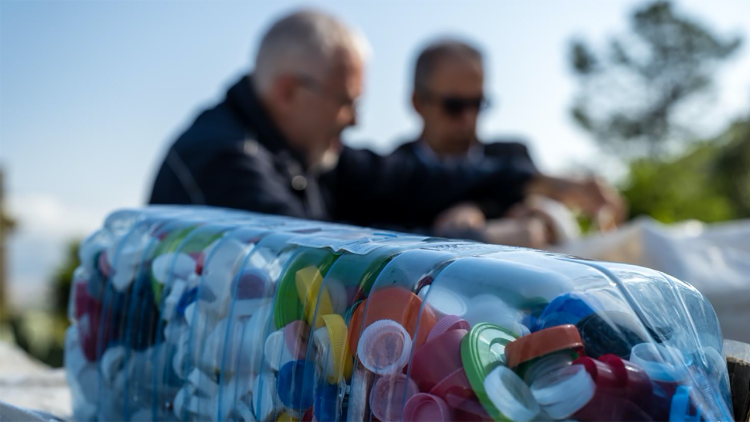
[270,75,299,109]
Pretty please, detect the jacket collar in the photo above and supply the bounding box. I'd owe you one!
[225,74,310,168]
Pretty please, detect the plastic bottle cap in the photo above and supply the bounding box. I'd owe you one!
[484,366,541,421]
[577,354,653,408]
[320,314,353,383]
[670,385,701,422]
[296,266,333,328]
[536,292,601,330]
[347,366,374,422]
[530,364,595,419]
[186,368,219,398]
[277,360,316,411]
[427,315,471,343]
[522,352,576,385]
[284,320,311,360]
[314,384,343,422]
[460,323,518,419]
[100,345,126,385]
[575,311,652,359]
[410,329,468,392]
[226,399,254,422]
[423,285,468,318]
[265,329,295,372]
[369,374,419,422]
[573,356,621,390]
[357,319,412,375]
[347,287,438,354]
[277,412,300,422]
[302,407,314,422]
[462,295,523,336]
[428,367,485,419]
[403,393,453,422]
[253,372,278,422]
[274,249,337,330]
[629,343,689,383]
[234,268,272,300]
[505,324,583,369]
[152,252,196,285]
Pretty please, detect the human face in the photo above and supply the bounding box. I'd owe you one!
[289,50,363,165]
[413,56,486,156]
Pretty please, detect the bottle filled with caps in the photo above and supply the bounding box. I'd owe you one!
[65,206,733,422]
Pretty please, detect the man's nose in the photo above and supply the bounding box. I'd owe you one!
[342,105,357,128]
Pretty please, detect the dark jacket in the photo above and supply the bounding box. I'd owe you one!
[391,139,538,219]
[149,75,536,228]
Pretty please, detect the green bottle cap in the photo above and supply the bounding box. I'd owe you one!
[460,322,518,421]
[273,248,338,330]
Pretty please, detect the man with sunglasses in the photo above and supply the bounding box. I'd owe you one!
[150,10,622,234]
[393,40,624,246]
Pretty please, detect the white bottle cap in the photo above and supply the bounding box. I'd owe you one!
[357,319,412,375]
[530,364,595,419]
[484,366,541,422]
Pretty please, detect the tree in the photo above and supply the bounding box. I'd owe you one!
[50,239,81,318]
[621,116,750,222]
[570,1,742,159]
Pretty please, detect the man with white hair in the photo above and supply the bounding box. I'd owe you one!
[150,10,621,230]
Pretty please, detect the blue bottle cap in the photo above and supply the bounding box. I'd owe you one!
[314,384,341,422]
[669,385,701,422]
[536,292,601,330]
[277,360,316,411]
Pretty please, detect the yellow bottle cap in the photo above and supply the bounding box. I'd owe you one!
[322,314,353,383]
[295,266,333,328]
[277,412,299,422]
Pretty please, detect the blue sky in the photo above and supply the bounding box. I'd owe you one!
[2,0,749,308]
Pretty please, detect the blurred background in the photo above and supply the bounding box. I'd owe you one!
[1,0,749,367]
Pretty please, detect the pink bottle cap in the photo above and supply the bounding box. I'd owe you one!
[403,393,453,422]
[410,329,468,392]
[284,320,311,360]
[426,315,471,343]
[369,373,419,422]
[429,367,489,420]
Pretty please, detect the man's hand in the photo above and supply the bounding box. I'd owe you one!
[433,202,487,236]
[527,174,627,231]
[483,217,551,249]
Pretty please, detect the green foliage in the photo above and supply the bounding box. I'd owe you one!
[621,117,750,223]
[713,119,750,217]
[10,238,80,367]
[570,1,742,159]
[51,239,81,319]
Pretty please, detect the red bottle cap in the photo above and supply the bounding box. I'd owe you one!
[429,367,490,420]
[410,329,468,392]
[403,393,453,422]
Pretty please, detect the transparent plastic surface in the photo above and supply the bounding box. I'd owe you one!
[66,207,733,421]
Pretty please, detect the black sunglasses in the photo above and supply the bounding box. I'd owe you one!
[422,92,490,116]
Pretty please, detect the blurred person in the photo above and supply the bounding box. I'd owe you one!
[394,39,625,247]
[149,10,620,232]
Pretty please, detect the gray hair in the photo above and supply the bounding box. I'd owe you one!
[413,39,484,96]
[253,10,371,94]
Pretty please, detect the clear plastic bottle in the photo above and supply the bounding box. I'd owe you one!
[66,207,734,422]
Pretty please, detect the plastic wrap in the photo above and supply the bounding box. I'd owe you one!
[65,206,733,421]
